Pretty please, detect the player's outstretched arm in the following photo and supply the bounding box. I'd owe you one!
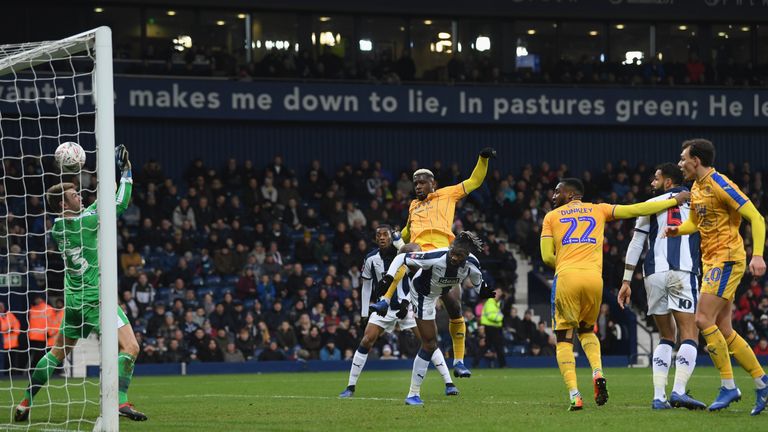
[664,204,699,238]
[738,201,766,276]
[540,236,556,269]
[613,192,688,220]
[462,147,496,194]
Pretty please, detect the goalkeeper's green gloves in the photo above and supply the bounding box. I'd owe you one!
[115,144,132,176]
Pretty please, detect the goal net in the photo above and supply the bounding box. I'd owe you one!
[0,28,120,431]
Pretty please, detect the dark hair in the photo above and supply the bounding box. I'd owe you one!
[46,182,76,213]
[682,138,715,167]
[377,224,393,232]
[656,162,683,186]
[453,231,483,255]
[559,178,584,195]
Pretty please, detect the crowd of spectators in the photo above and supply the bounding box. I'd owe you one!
[113,43,768,88]
[3,152,768,365]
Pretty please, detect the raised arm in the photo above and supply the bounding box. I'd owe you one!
[462,147,496,194]
[115,144,133,216]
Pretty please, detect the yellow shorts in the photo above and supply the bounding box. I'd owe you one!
[701,260,745,302]
[551,270,603,331]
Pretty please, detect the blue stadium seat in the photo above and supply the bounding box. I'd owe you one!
[244,299,255,309]
[156,287,171,302]
[196,287,213,299]
[304,264,319,274]
[206,275,222,286]
[192,277,205,287]
[225,275,239,285]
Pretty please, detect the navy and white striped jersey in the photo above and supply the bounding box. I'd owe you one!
[632,186,701,276]
[361,246,406,317]
[386,248,483,296]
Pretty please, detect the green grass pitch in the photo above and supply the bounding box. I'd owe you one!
[3,367,768,431]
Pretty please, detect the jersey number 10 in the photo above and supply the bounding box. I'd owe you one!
[559,216,597,245]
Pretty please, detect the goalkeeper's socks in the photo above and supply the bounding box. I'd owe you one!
[118,353,137,405]
[25,352,61,403]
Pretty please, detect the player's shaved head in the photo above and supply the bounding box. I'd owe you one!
[552,178,583,208]
[559,178,584,195]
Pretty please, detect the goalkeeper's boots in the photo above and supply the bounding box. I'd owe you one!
[404,395,424,406]
[453,360,472,378]
[708,387,741,411]
[751,377,768,416]
[119,403,148,421]
[568,395,584,412]
[445,383,459,396]
[593,375,609,406]
[339,386,355,398]
[14,399,30,422]
[369,299,389,317]
[669,391,706,410]
[652,399,672,410]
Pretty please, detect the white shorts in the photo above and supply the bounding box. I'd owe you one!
[368,308,416,333]
[644,270,698,315]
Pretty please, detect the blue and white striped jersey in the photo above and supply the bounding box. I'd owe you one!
[632,186,701,276]
[361,247,408,317]
[386,248,483,296]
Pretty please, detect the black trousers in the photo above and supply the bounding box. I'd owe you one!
[485,326,506,368]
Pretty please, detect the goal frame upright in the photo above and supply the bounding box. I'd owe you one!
[0,26,120,431]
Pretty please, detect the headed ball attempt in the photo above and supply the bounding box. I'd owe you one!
[54,141,86,172]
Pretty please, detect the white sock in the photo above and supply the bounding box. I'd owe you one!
[431,349,452,385]
[569,388,581,399]
[347,349,369,387]
[754,375,767,390]
[722,379,736,389]
[408,351,431,397]
[672,341,698,395]
[652,341,673,401]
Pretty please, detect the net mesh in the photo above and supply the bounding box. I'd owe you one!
[1,34,102,430]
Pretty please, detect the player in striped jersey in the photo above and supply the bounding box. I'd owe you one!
[665,139,768,415]
[339,225,457,398]
[618,163,706,410]
[541,178,688,411]
[370,147,496,379]
[377,232,495,406]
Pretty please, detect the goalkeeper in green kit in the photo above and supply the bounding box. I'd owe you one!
[15,145,147,422]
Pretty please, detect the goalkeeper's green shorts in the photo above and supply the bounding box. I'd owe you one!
[61,298,130,340]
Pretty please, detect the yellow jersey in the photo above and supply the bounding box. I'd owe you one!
[407,183,466,249]
[691,168,748,265]
[541,201,616,275]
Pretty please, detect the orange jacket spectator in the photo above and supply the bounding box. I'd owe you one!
[28,299,57,347]
[0,305,21,350]
[48,308,64,347]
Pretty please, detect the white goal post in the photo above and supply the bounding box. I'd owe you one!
[0,27,119,431]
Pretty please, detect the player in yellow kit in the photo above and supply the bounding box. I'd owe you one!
[370,147,496,378]
[664,139,768,415]
[541,178,688,411]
